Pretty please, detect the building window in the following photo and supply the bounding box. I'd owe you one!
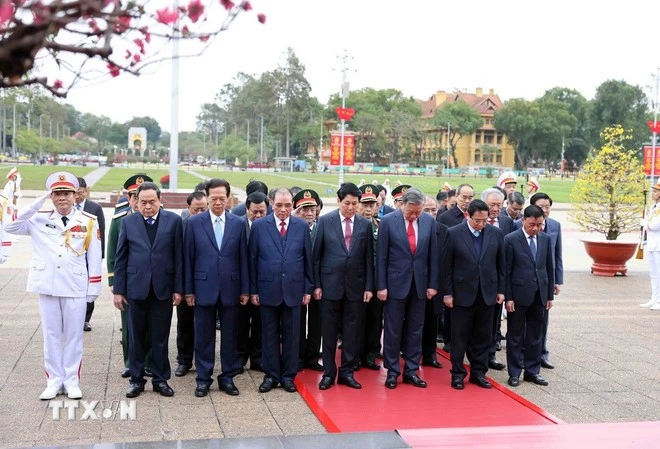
[474,148,481,164]
[497,134,503,145]
[484,131,494,144]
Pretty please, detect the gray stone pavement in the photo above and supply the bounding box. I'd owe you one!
[1,202,659,448]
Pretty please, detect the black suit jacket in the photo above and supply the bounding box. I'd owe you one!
[437,207,466,228]
[433,221,450,313]
[443,222,505,307]
[312,211,373,301]
[504,229,554,306]
[83,199,106,258]
[378,205,395,218]
[113,210,184,301]
[492,214,515,236]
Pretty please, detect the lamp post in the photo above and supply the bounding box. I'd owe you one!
[336,50,352,187]
[259,114,264,172]
[651,67,660,186]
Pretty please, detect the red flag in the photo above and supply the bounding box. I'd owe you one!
[335,107,355,121]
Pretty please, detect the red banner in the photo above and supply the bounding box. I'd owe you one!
[329,132,355,166]
[643,145,660,176]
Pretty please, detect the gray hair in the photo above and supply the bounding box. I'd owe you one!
[481,188,505,202]
[402,187,425,205]
[508,192,525,205]
[425,196,438,207]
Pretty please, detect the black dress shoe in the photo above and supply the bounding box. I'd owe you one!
[362,360,381,370]
[175,364,191,377]
[121,368,131,378]
[338,376,362,389]
[83,322,92,332]
[523,373,549,386]
[442,343,451,353]
[259,378,277,393]
[488,360,506,371]
[422,359,443,369]
[281,380,297,393]
[541,360,555,369]
[403,374,427,388]
[384,375,397,389]
[250,362,264,372]
[451,376,464,390]
[144,367,153,377]
[508,376,520,387]
[194,383,210,397]
[436,335,444,343]
[495,341,502,351]
[126,382,145,398]
[219,381,240,396]
[318,376,334,390]
[304,361,324,372]
[153,382,174,396]
[237,366,245,374]
[469,375,493,389]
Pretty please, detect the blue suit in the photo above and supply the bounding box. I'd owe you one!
[248,214,314,383]
[113,210,183,384]
[184,210,249,385]
[376,210,439,378]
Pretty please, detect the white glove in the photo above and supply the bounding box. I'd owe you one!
[641,218,648,227]
[30,192,51,211]
[0,255,7,264]
[86,295,98,303]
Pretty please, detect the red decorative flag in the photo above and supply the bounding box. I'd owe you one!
[335,107,355,121]
[648,121,660,134]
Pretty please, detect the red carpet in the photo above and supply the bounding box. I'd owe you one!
[295,350,560,433]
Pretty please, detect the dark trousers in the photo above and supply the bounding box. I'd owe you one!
[360,293,383,364]
[443,306,452,344]
[121,307,152,369]
[176,301,194,367]
[541,310,550,361]
[237,302,262,369]
[195,303,240,385]
[85,302,94,323]
[321,298,363,379]
[507,293,545,377]
[421,299,439,362]
[299,298,322,366]
[261,303,301,383]
[383,280,425,378]
[128,294,173,384]
[450,292,494,379]
[489,302,504,361]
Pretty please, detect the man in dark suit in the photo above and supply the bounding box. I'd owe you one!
[237,191,269,372]
[377,188,439,389]
[230,179,272,217]
[113,182,184,398]
[175,190,208,378]
[314,183,374,390]
[481,188,515,371]
[528,192,563,369]
[504,205,554,387]
[248,188,314,393]
[75,177,106,332]
[501,192,525,220]
[443,199,505,390]
[377,185,395,218]
[184,179,249,397]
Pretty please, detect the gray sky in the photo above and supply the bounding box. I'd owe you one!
[65,0,660,133]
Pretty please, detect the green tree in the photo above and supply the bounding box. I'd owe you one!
[541,87,590,166]
[431,100,482,168]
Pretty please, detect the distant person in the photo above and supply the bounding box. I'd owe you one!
[502,192,525,220]
[641,182,660,311]
[180,182,208,219]
[231,180,271,217]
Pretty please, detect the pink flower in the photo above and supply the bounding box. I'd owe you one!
[133,54,141,64]
[257,13,266,24]
[187,0,204,23]
[140,26,151,43]
[181,24,191,37]
[199,35,210,42]
[133,38,145,54]
[0,1,13,25]
[124,49,131,59]
[220,0,234,10]
[88,18,100,34]
[156,7,178,24]
[241,1,252,11]
[53,79,63,90]
[107,63,121,77]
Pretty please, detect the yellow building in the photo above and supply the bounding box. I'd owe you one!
[416,88,516,168]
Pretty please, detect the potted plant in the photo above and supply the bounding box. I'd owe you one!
[160,174,170,189]
[569,125,646,276]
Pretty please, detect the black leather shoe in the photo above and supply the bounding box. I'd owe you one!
[338,376,362,389]
[281,380,297,393]
[384,375,397,389]
[219,381,240,396]
[304,361,324,372]
[508,376,520,387]
[541,360,555,369]
[422,359,443,369]
[451,376,464,390]
[153,382,174,396]
[523,373,549,386]
[259,378,277,393]
[250,362,264,372]
[319,376,334,390]
[121,368,131,378]
[436,335,444,343]
[237,366,245,374]
[194,383,210,397]
[495,341,502,351]
[175,364,191,377]
[362,360,381,370]
[469,375,493,389]
[442,343,451,353]
[83,322,92,332]
[144,367,153,377]
[126,382,144,398]
[488,360,506,371]
[403,374,427,388]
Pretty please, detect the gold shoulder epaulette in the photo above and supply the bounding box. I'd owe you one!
[81,211,97,219]
[112,210,128,219]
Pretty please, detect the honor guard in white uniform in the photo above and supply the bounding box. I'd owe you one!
[0,211,11,263]
[2,166,22,222]
[4,172,102,400]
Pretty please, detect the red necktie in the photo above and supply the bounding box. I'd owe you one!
[407,220,416,255]
[344,218,352,250]
[489,218,496,225]
[280,221,286,237]
[463,211,468,218]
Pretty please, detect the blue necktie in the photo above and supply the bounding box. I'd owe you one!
[75,203,82,211]
[146,217,155,225]
[214,217,224,251]
[529,235,537,260]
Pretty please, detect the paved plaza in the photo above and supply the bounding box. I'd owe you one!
[1,195,659,448]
